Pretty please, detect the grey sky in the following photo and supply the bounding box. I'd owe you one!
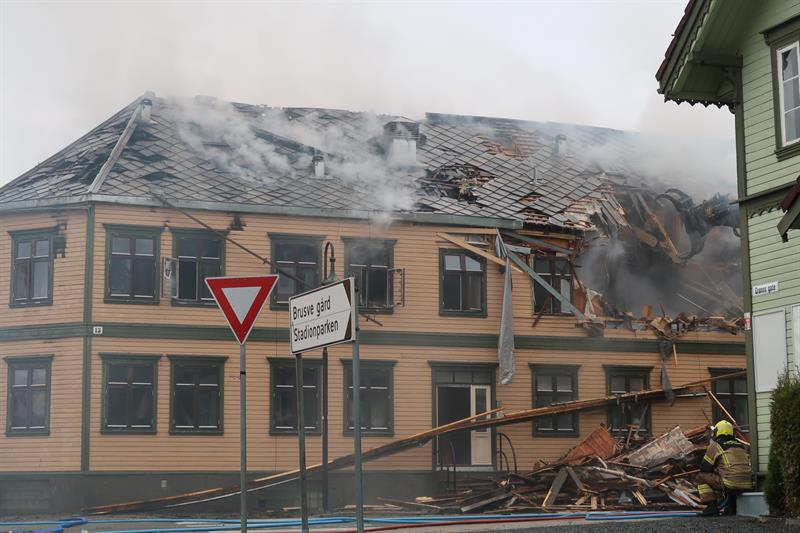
[0,0,734,187]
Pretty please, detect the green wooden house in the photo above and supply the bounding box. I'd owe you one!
[658,0,800,476]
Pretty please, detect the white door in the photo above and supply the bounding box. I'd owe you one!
[470,385,492,465]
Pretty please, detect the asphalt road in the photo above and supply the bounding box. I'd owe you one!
[470,516,799,532]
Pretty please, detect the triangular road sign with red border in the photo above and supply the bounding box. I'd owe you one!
[205,275,279,344]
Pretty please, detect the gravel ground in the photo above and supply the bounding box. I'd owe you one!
[471,516,800,533]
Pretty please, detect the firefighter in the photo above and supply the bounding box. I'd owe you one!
[696,420,754,515]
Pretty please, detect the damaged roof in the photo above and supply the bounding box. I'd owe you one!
[0,93,647,231]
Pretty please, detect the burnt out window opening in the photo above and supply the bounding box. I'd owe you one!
[441,250,485,314]
[107,232,159,301]
[778,41,800,146]
[533,255,572,314]
[711,370,749,432]
[6,357,51,435]
[103,357,157,432]
[271,237,321,306]
[170,359,224,433]
[175,233,222,303]
[11,232,53,305]
[343,361,394,435]
[532,365,578,436]
[270,359,321,434]
[346,240,394,311]
[606,367,651,435]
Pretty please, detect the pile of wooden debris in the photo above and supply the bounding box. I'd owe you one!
[385,424,743,514]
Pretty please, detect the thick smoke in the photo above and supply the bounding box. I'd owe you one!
[169,96,420,218]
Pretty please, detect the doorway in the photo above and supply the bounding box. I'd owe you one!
[432,364,495,468]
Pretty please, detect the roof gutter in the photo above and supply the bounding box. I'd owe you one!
[0,194,523,229]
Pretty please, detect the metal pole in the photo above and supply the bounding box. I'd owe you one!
[321,346,329,512]
[239,343,248,533]
[352,287,364,533]
[296,352,310,533]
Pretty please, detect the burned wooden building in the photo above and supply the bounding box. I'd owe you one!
[0,94,744,513]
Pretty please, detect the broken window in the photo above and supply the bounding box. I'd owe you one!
[173,231,223,303]
[343,361,394,435]
[103,356,158,432]
[532,255,572,314]
[106,228,160,301]
[531,365,578,436]
[346,239,394,311]
[170,357,225,433]
[11,231,54,306]
[606,367,651,435]
[441,250,485,315]
[6,357,51,435]
[711,369,749,432]
[270,235,321,307]
[269,358,321,434]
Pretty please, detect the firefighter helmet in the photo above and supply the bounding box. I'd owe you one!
[713,420,734,438]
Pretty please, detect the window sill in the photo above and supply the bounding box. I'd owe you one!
[9,300,53,309]
[359,307,395,315]
[101,428,157,435]
[533,430,579,438]
[439,310,487,318]
[775,141,800,161]
[270,429,322,437]
[169,429,224,435]
[170,300,217,308]
[344,430,394,437]
[6,429,50,437]
[104,297,160,305]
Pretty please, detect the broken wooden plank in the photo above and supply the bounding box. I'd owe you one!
[542,468,569,507]
[460,491,513,513]
[565,466,586,493]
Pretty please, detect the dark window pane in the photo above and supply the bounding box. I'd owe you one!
[367,391,390,428]
[32,261,49,298]
[131,365,153,384]
[275,264,297,301]
[303,388,317,429]
[10,390,29,427]
[629,377,644,392]
[534,257,551,272]
[465,273,482,310]
[108,364,128,383]
[536,375,553,392]
[198,365,219,385]
[275,366,294,386]
[13,368,28,386]
[177,238,197,258]
[17,240,32,259]
[111,237,130,254]
[556,375,572,392]
[434,370,453,383]
[735,399,749,426]
[715,379,730,395]
[135,238,154,256]
[130,388,153,426]
[132,258,155,297]
[734,379,747,394]
[537,416,554,430]
[274,389,296,428]
[34,239,50,257]
[178,260,197,299]
[174,389,195,427]
[473,372,492,384]
[31,368,47,386]
[453,371,472,384]
[14,261,30,300]
[174,365,194,385]
[201,261,221,299]
[107,387,128,426]
[610,376,626,394]
[556,413,572,430]
[197,389,219,427]
[443,273,460,310]
[110,257,132,295]
[202,239,221,258]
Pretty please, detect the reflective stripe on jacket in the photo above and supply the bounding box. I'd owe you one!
[701,438,754,491]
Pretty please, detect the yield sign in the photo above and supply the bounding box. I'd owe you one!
[205,275,279,344]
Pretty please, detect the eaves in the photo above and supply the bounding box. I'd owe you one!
[0,194,524,230]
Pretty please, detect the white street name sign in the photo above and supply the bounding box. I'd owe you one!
[752,281,779,297]
[289,278,355,353]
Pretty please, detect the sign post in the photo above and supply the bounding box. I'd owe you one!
[205,275,278,533]
[289,278,357,531]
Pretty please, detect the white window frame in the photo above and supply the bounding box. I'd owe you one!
[777,41,800,147]
[792,305,800,372]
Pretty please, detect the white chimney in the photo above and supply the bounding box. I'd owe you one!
[313,154,325,177]
[384,119,420,167]
[553,134,567,156]
[140,97,152,124]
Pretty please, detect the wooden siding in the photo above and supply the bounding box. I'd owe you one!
[0,209,87,327]
[0,338,83,471]
[87,336,744,472]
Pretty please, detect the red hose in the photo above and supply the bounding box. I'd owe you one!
[285,514,586,533]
